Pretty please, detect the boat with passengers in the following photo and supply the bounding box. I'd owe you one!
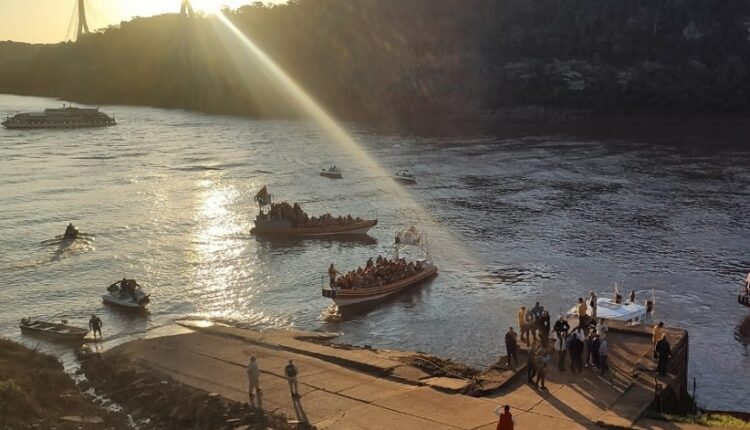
[250,186,377,237]
[392,169,417,184]
[2,104,116,129]
[566,285,653,326]
[319,165,343,179]
[102,278,150,310]
[322,226,437,307]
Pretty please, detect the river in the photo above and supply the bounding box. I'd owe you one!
[1,93,749,410]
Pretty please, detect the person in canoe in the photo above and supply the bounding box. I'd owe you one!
[64,223,79,240]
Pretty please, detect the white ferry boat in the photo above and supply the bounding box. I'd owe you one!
[2,104,116,129]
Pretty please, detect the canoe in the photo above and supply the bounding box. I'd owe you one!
[252,218,377,237]
[322,262,438,307]
[19,319,88,341]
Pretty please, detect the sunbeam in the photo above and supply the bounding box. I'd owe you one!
[206,11,483,269]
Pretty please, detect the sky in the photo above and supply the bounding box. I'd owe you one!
[0,0,284,44]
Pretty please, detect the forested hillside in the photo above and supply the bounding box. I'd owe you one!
[1,0,749,125]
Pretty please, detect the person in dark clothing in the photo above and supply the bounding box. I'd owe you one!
[655,334,671,376]
[553,316,570,340]
[591,334,601,370]
[526,342,537,384]
[567,334,584,373]
[89,314,102,339]
[584,332,594,368]
[505,327,518,367]
[553,334,567,371]
[530,302,544,339]
[539,311,551,347]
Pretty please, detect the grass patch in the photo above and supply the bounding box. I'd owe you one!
[650,412,750,429]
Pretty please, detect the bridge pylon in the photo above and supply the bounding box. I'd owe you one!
[76,0,89,39]
[180,0,195,17]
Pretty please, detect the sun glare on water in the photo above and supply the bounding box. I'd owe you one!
[203,11,483,267]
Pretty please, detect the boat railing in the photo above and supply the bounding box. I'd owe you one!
[322,266,428,291]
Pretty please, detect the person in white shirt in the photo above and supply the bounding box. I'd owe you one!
[247,356,261,407]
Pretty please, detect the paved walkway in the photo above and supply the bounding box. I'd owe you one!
[108,324,685,429]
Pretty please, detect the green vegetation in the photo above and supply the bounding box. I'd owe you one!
[1,0,749,125]
[653,412,750,429]
[0,338,127,429]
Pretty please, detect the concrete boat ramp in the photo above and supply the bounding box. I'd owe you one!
[103,320,689,429]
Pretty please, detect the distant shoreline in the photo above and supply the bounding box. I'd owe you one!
[3,91,749,139]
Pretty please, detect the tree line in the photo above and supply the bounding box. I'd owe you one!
[1,0,749,125]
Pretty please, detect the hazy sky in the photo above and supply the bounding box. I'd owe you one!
[0,0,284,44]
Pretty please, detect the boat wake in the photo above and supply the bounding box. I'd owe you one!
[320,304,342,322]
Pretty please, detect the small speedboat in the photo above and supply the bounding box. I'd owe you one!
[320,166,343,179]
[19,318,88,341]
[392,169,416,184]
[102,279,150,309]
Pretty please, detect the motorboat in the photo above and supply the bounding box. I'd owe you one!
[566,286,652,325]
[2,104,116,129]
[102,279,150,309]
[322,226,437,307]
[19,318,88,341]
[393,169,416,184]
[251,186,377,237]
[320,166,343,179]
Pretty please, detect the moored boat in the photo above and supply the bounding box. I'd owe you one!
[322,226,437,307]
[393,169,416,184]
[320,165,343,179]
[2,104,116,129]
[250,186,377,237]
[566,286,652,325]
[19,318,88,341]
[102,279,150,309]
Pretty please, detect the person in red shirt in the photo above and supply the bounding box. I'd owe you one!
[495,405,514,430]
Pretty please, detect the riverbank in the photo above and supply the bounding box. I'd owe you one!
[76,320,720,430]
[0,338,128,430]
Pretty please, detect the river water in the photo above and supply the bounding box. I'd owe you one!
[1,93,749,410]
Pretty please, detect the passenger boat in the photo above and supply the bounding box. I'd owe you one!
[19,318,88,341]
[102,279,150,309]
[323,262,438,306]
[393,169,416,184]
[251,186,377,237]
[322,226,437,307]
[2,104,116,129]
[566,285,652,325]
[320,166,343,179]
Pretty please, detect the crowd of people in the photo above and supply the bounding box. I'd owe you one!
[504,302,673,392]
[329,257,424,289]
[262,202,362,228]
